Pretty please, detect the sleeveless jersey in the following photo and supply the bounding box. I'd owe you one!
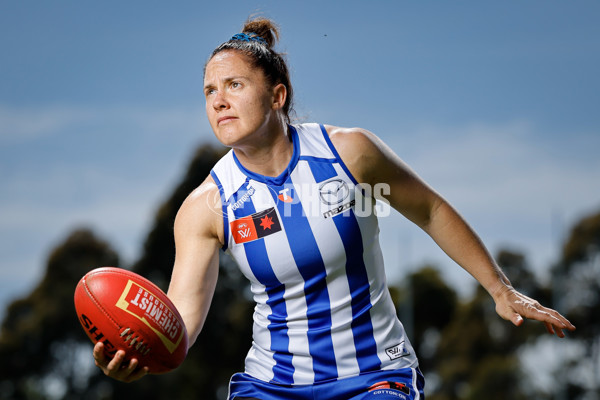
[210,123,418,385]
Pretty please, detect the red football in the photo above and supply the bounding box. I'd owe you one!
[74,267,188,373]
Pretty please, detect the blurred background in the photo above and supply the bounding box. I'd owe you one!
[1,1,599,399]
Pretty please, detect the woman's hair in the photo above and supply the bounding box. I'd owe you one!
[206,17,295,124]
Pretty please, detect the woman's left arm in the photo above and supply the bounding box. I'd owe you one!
[327,125,575,337]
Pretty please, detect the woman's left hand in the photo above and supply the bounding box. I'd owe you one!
[493,286,576,338]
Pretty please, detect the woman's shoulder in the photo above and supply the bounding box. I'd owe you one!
[321,124,386,183]
[175,175,224,244]
[322,124,379,148]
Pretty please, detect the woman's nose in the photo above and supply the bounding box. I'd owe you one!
[212,91,229,110]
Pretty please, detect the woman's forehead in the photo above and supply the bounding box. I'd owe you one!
[206,51,252,74]
[204,51,262,84]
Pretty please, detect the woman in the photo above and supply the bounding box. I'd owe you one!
[93,17,575,399]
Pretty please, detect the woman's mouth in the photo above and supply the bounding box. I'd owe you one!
[217,116,237,125]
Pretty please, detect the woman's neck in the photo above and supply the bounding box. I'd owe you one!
[232,121,293,177]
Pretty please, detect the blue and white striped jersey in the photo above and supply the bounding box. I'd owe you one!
[210,123,418,385]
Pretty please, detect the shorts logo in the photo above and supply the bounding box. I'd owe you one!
[319,178,349,205]
[230,207,282,244]
[368,381,411,397]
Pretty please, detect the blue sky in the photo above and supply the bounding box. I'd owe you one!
[1,1,599,322]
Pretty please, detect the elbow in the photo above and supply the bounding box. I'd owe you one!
[419,197,446,233]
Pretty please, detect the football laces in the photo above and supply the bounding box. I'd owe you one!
[120,327,151,356]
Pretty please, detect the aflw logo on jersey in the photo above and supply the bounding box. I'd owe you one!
[230,207,282,244]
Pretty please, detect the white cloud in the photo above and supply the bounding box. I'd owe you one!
[0,103,213,145]
[394,120,600,222]
[0,105,95,143]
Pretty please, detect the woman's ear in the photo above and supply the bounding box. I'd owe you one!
[271,83,287,111]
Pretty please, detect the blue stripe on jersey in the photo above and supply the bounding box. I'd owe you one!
[307,160,381,373]
[318,124,359,185]
[270,179,339,382]
[306,157,336,183]
[209,170,229,251]
[230,190,294,384]
[299,155,336,164]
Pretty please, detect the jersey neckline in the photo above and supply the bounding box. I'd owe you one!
[231,125,300,187]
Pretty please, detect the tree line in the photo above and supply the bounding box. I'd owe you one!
[0,143,598,399]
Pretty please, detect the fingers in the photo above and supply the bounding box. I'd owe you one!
[129,365,151,381]
[544,321,563,338]
[114,356,149,383]
[106,349,127,371]
[92,342,149,382]
[93,341,108,367]
[497,290,575,338]
[547,309,575,337]
[511,314,524,327]
[520,303,575,337]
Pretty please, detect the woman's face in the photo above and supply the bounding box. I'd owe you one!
[204,50,282,148]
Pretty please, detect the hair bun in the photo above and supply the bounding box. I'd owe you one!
[242,17,279,48]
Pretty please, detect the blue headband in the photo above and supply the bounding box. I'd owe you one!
[230,32,267,45]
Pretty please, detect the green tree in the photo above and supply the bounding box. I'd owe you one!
[0,229,119,399]
[77,143,256,400]
[427,249,545,400]
[0,143,257,399]
[395,265,458,375]
[113,143,256,400]
[550,211,600,398]
[132,144,227,290]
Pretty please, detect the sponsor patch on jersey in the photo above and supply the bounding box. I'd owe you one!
[322,199,356,218]
[230,207,282,244]
[385,342,410,360]
[319,178,355,218]
[278,187,294,203]
[319,178,350,205]
[231,186,256,211]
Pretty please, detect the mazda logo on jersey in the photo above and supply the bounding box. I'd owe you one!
[319,179,350,205]
[230,207,282,244]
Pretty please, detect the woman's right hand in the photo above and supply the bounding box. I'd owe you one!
[93,342,149,383]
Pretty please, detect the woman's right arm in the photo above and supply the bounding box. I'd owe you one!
[93,176,224,381]
[167,176,223,347]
